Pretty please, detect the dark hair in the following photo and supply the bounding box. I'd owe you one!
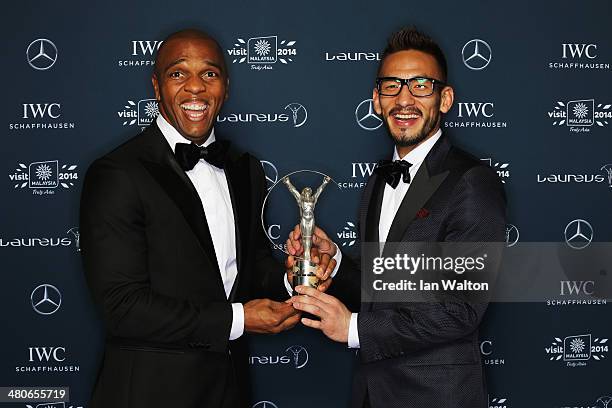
[379,27,447,82]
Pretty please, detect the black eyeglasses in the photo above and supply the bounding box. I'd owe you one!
[376,76,446,97]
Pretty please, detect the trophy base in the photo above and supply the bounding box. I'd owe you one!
[292,259,319,293]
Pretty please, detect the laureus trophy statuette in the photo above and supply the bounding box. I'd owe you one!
[283,175,331,289]
[261,170,336,292]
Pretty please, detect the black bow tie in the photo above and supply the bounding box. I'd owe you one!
[375,159,413,189]
[174,140,229,171]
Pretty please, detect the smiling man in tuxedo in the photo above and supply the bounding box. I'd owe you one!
[287,28,506,407]
[80,29,302,408]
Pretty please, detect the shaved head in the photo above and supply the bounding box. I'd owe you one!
[151,28,229,144]
[154,29,227,77]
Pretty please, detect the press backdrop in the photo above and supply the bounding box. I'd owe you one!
[2,1,612,407]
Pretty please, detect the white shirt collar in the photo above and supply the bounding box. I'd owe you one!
[156,114,216,153]
[392,128,443,165]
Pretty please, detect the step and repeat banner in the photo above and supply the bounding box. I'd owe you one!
[2,0,612,407]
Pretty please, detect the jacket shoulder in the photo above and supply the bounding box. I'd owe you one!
[99,130,153,163]
[444,144,501,182]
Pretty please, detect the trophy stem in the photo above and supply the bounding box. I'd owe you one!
[292,259,319,293]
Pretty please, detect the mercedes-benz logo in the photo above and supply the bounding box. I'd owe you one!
[461,39,492,71]
[26,39,58,71]
[564,219,593,250]
[260,160,279,190]
[286,345,309,369]
[284,103,308,128]
[252,401,279,408]
[355,99,382,131]
[505,224,519,247]
[31,283,62,315]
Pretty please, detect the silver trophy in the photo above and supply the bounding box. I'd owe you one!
[261,170,336,291]
[283,175,331,289]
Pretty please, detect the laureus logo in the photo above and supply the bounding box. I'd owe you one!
[217,103,307,127]
[537,165,612,187]
[260,160,279,190]
[284,103,308,127]
[285,345,309,369]
[0,228,78,249]
[602,164,612,188]
[505,224,519,247]
[249,345,309,369]
[66,227,80,251]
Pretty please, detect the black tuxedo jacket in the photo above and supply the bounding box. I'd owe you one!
[331,135,507,408]
[80,123,286,408]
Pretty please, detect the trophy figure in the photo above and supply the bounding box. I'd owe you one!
[283,175,331,289]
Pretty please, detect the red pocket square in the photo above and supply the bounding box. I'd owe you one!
[416,208,430,219]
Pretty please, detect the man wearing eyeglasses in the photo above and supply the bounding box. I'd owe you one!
[287,27,506,407]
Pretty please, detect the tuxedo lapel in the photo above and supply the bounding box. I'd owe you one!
[224,149,251,302]
[361,174,385,312]
[384,165,448,243]
[139,124,221,280]
[384,136,451,244]
[363,174,385,243]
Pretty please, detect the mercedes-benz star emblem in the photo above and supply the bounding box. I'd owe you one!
[564,219,593,250]
[355,99,382,131]
[461,39,492,71]
[26,39,58,71]
[31,283,62,315]
[252,401,279,408]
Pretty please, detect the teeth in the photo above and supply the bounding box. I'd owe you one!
[181,103,208,111]
[395,113,419,119]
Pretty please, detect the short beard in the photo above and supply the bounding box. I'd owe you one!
[386,111,439,148]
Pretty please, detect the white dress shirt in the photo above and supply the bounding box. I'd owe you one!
[347,129,443,348]
[157,115,244,340]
